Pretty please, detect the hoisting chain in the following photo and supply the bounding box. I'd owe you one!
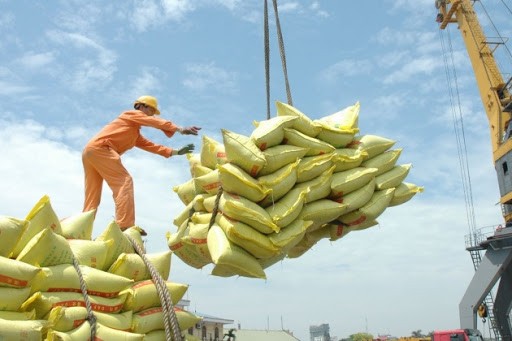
[264,0,293,119]
[71,256,97,338]
[126,235,182,341]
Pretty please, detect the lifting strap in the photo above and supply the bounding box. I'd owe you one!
[72,256,97,338]
[127,235,182,341]
[264,0,293,119]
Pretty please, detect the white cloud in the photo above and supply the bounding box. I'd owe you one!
[0,12,14,29]
[182,62,238,93]
[45,30,117,91]
[131,0,196,32]
[382,56,438,84]
[320,59,373,83]
[17,52,55,69]
[0,81,32,96]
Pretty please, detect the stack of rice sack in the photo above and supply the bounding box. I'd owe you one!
[0,195,200,340]
[170,101,423,279]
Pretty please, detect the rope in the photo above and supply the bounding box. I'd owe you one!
[71,257,97,339]
[208,187,224,230]
[264,0,271,119]
[263,0,293,120]
[126,235,182,341]
[272,0,293,107]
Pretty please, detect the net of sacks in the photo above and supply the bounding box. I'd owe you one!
[169,101,424,279]
[0,195,200,340]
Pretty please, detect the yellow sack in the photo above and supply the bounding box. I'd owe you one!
[17,228,74,267]
[200,135,227,169]
[258,253,287,269]
[269,219,312,252]
[207,224,266,279]
[0,256,41,288]
[31,264,133,298]
[283,128,335,156]
[108,250,172,281]
[191,162,214,177]
[187,153,201,176]
[194,169,221,195]
[123,279,188,312]
[47,306,88,332]
[327,222,353,241]
[0,216,28,258]
[96,310,133,332]
[211,263,240,277]
[0,319,50,340]
[315,126,356,149]
[305,225,331,243]
[60,209,95,240]
[132,307,201,334]
[12,195,62,258]
[258,159,300,207]
[259,144,308,176]
[0,286,31,311]
[286,233,317,258]
[0,310,35,320]
[361,148,402,176]
[375,164,412,190]
[173,178,197,205]
[218,163,270,202]
[316,101,360,130]
[296,152,334,183]
[251,115,297,150]
[220,192,279,234]
[332,148,367,172]
[216,214,279,259]
[389,182,424,207]
[330,167,378,200]
[167,221,211,270]
[190,212,213,224]
[266,188,308,228]
[338,188,395,227]
[315,102,360,148]
[222,129,266,177]
[47,321,145,341]
[276,101,321,137]
[294,166,334,203]
[299,199,349,232]
[68,239,111,270]
[173,199,196,227]
[347,134,396,160]
[182,222,212,264]
[21,291,127,319]
[95,221,144,270]
[334,178,376,214]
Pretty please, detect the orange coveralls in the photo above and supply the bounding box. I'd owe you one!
[82,110,179,228]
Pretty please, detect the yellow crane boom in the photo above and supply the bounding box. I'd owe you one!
[438,0,512,220]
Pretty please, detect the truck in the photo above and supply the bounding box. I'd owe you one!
[432,329,483,341]
[435,0,512,339]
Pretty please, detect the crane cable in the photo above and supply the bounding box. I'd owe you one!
[264,0,293,119]
[438,27,478,237]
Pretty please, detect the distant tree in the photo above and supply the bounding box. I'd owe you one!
[349,332,374,341]
[411,330,425,337]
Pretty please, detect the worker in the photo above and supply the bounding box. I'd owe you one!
[82,95,201,235]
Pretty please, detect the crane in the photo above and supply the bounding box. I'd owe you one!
[436,0,512,339]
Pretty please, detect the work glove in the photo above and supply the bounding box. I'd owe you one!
[177,143,195,155]
[180,126,201,135]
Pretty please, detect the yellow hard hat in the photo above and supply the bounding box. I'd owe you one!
[134,95,160,115]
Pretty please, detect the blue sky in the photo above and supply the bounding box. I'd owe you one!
[1,0,511,340]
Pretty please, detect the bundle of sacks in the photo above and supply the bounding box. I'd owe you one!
[170,101,423,279]
[0,195,200,340]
